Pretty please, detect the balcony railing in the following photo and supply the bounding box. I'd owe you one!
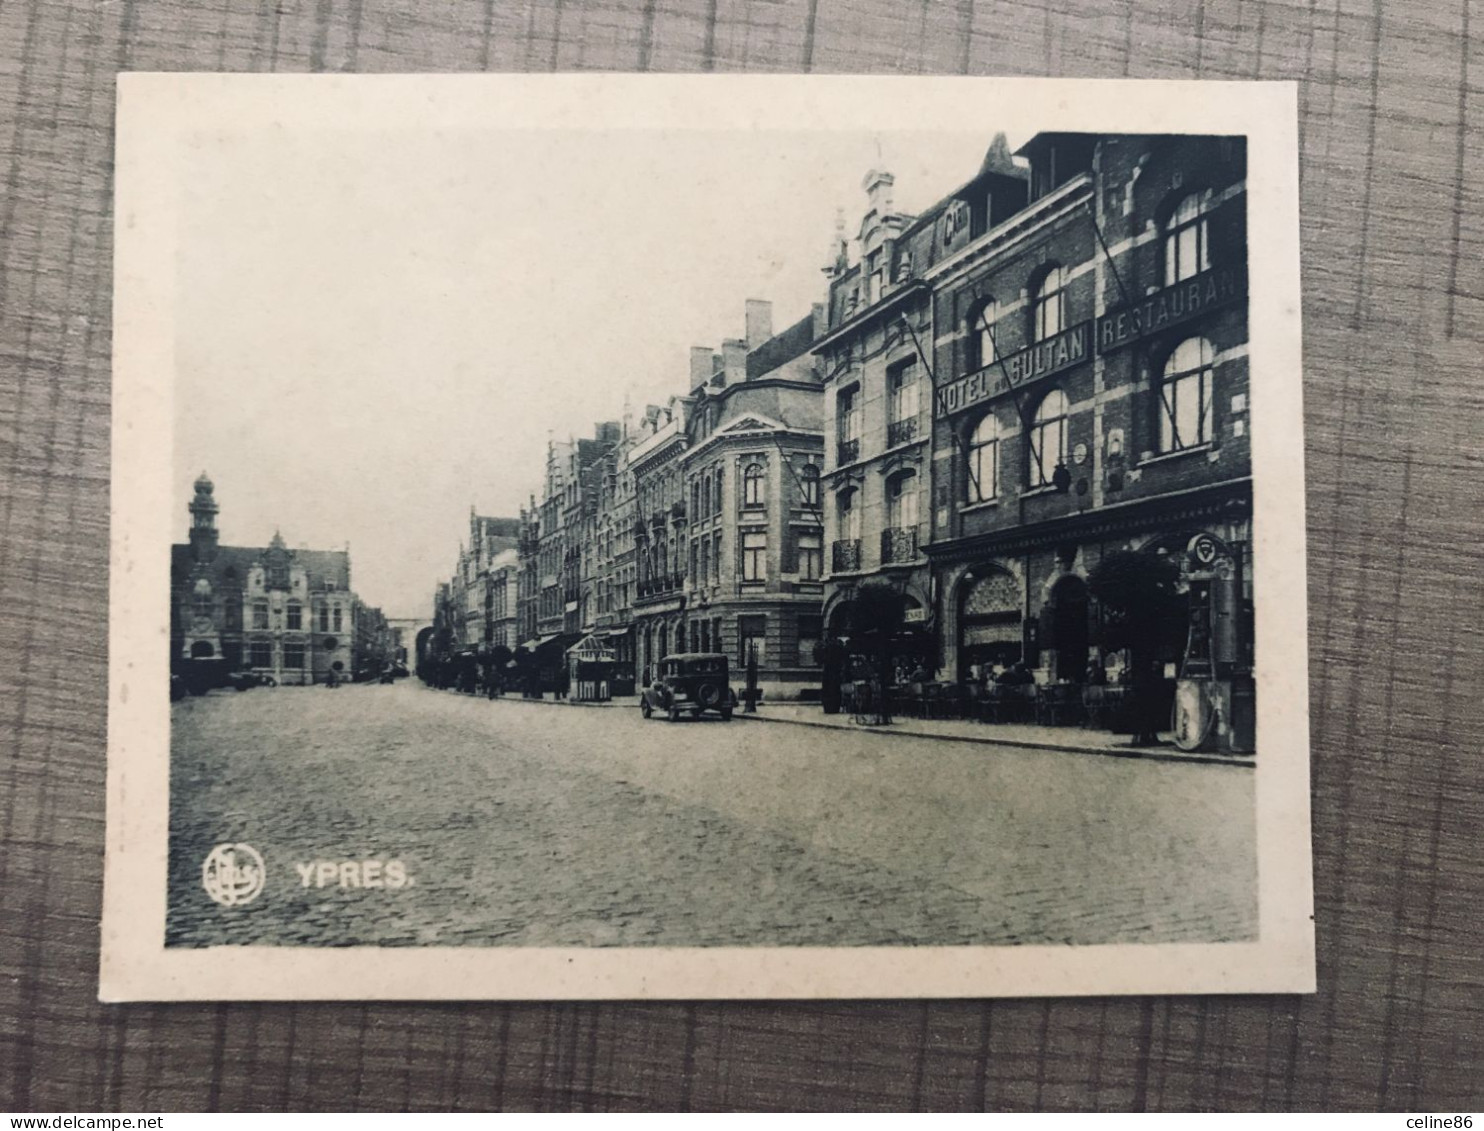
[831,539,862,573]
[886,417,918,448]
[880,526,919,565]
[836,438,860,466]
[636,572,685,600]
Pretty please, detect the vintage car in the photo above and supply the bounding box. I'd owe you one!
[227,670,277,691]
[639,653,737,722]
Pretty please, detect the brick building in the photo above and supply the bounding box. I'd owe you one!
[171,472,385,687]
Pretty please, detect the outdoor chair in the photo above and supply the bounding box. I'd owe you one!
[1035,683,1085,727]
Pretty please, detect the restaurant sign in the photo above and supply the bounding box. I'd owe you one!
[935,322,1090,418]
[1095,265,1247,354]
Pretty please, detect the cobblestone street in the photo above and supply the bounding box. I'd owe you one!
[167,680,1256,948]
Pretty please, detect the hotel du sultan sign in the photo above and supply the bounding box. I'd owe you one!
[935,321,1091,417]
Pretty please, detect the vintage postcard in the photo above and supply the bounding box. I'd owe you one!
[103,74,1314,1000]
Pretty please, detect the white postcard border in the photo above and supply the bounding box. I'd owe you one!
[104,74,1313,1000]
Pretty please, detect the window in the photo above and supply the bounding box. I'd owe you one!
[250,641,272,668]
[699,538,709,585]
[739,615,767,668]
[967,414,999,503]
[798,614,824,665]
[712,532,722,583]
[743,462,765,507]
[742,530,767,582]
[837,386,861,465]
[866,251,884,304]
[968,298,998,370]
[690,541,698,583]
[333,606,343,632]
[1031,265,1066,342]
[836,487,861,541]
[1159,337,1215,451]
[1029,389,1069,487]
[888,360,919,427]
[799,464,820,508]
[887,470,918,529]
[286,602,302,631]
[797,529,823,580]
[1164,190,1213,286]
[192,581,212,619]
[837,386,860,441]
[252,601,269,630]
[283,643,305,669]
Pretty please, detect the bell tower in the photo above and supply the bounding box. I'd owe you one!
[188,471,219,562]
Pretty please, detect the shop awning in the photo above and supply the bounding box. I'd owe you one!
[567,633,617,661]
[532,632,581,656]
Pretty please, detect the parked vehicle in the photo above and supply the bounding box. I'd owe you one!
[227,671,277,691]
[639,653,737,722]
[170,673,187,701]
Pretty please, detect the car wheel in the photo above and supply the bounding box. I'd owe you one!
[641,698,652,719]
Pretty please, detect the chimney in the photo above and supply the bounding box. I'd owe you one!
[721,339,747,386]
[744,299,773,348]
[822,207,849,278]
[690,347,715,391]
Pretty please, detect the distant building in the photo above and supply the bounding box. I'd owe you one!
[171,473,383,686]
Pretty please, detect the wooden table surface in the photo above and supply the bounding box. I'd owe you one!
[1,0,1481,1112]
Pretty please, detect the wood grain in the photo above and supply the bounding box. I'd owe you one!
[1,0,1481,1112]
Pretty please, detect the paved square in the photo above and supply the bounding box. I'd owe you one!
[167,682,1256,947]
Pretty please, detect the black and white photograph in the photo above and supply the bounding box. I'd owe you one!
[103,75,1313,1000]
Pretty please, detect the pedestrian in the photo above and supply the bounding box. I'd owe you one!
[997,661,1033,686]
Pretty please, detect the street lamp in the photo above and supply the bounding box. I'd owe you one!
[744,639,759,714]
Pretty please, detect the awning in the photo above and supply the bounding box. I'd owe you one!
[532,632,581,656]
[567,633,617,660]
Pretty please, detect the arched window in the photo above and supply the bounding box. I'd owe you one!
[1029,389,1069,487]
[1030,265,1066,342]
[743,462,765,507]
[799,463,820,508]
[192,580,212,619]
[1164,189,1213,285]
[967,414,999,503]
[1159,337,1214,451]
[968,297,998,370]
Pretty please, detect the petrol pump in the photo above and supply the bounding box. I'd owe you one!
[1172,532,1255,753]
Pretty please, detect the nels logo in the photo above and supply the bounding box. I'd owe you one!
[202,843,266,907]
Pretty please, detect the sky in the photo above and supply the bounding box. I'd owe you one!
[175,125,1026,618]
